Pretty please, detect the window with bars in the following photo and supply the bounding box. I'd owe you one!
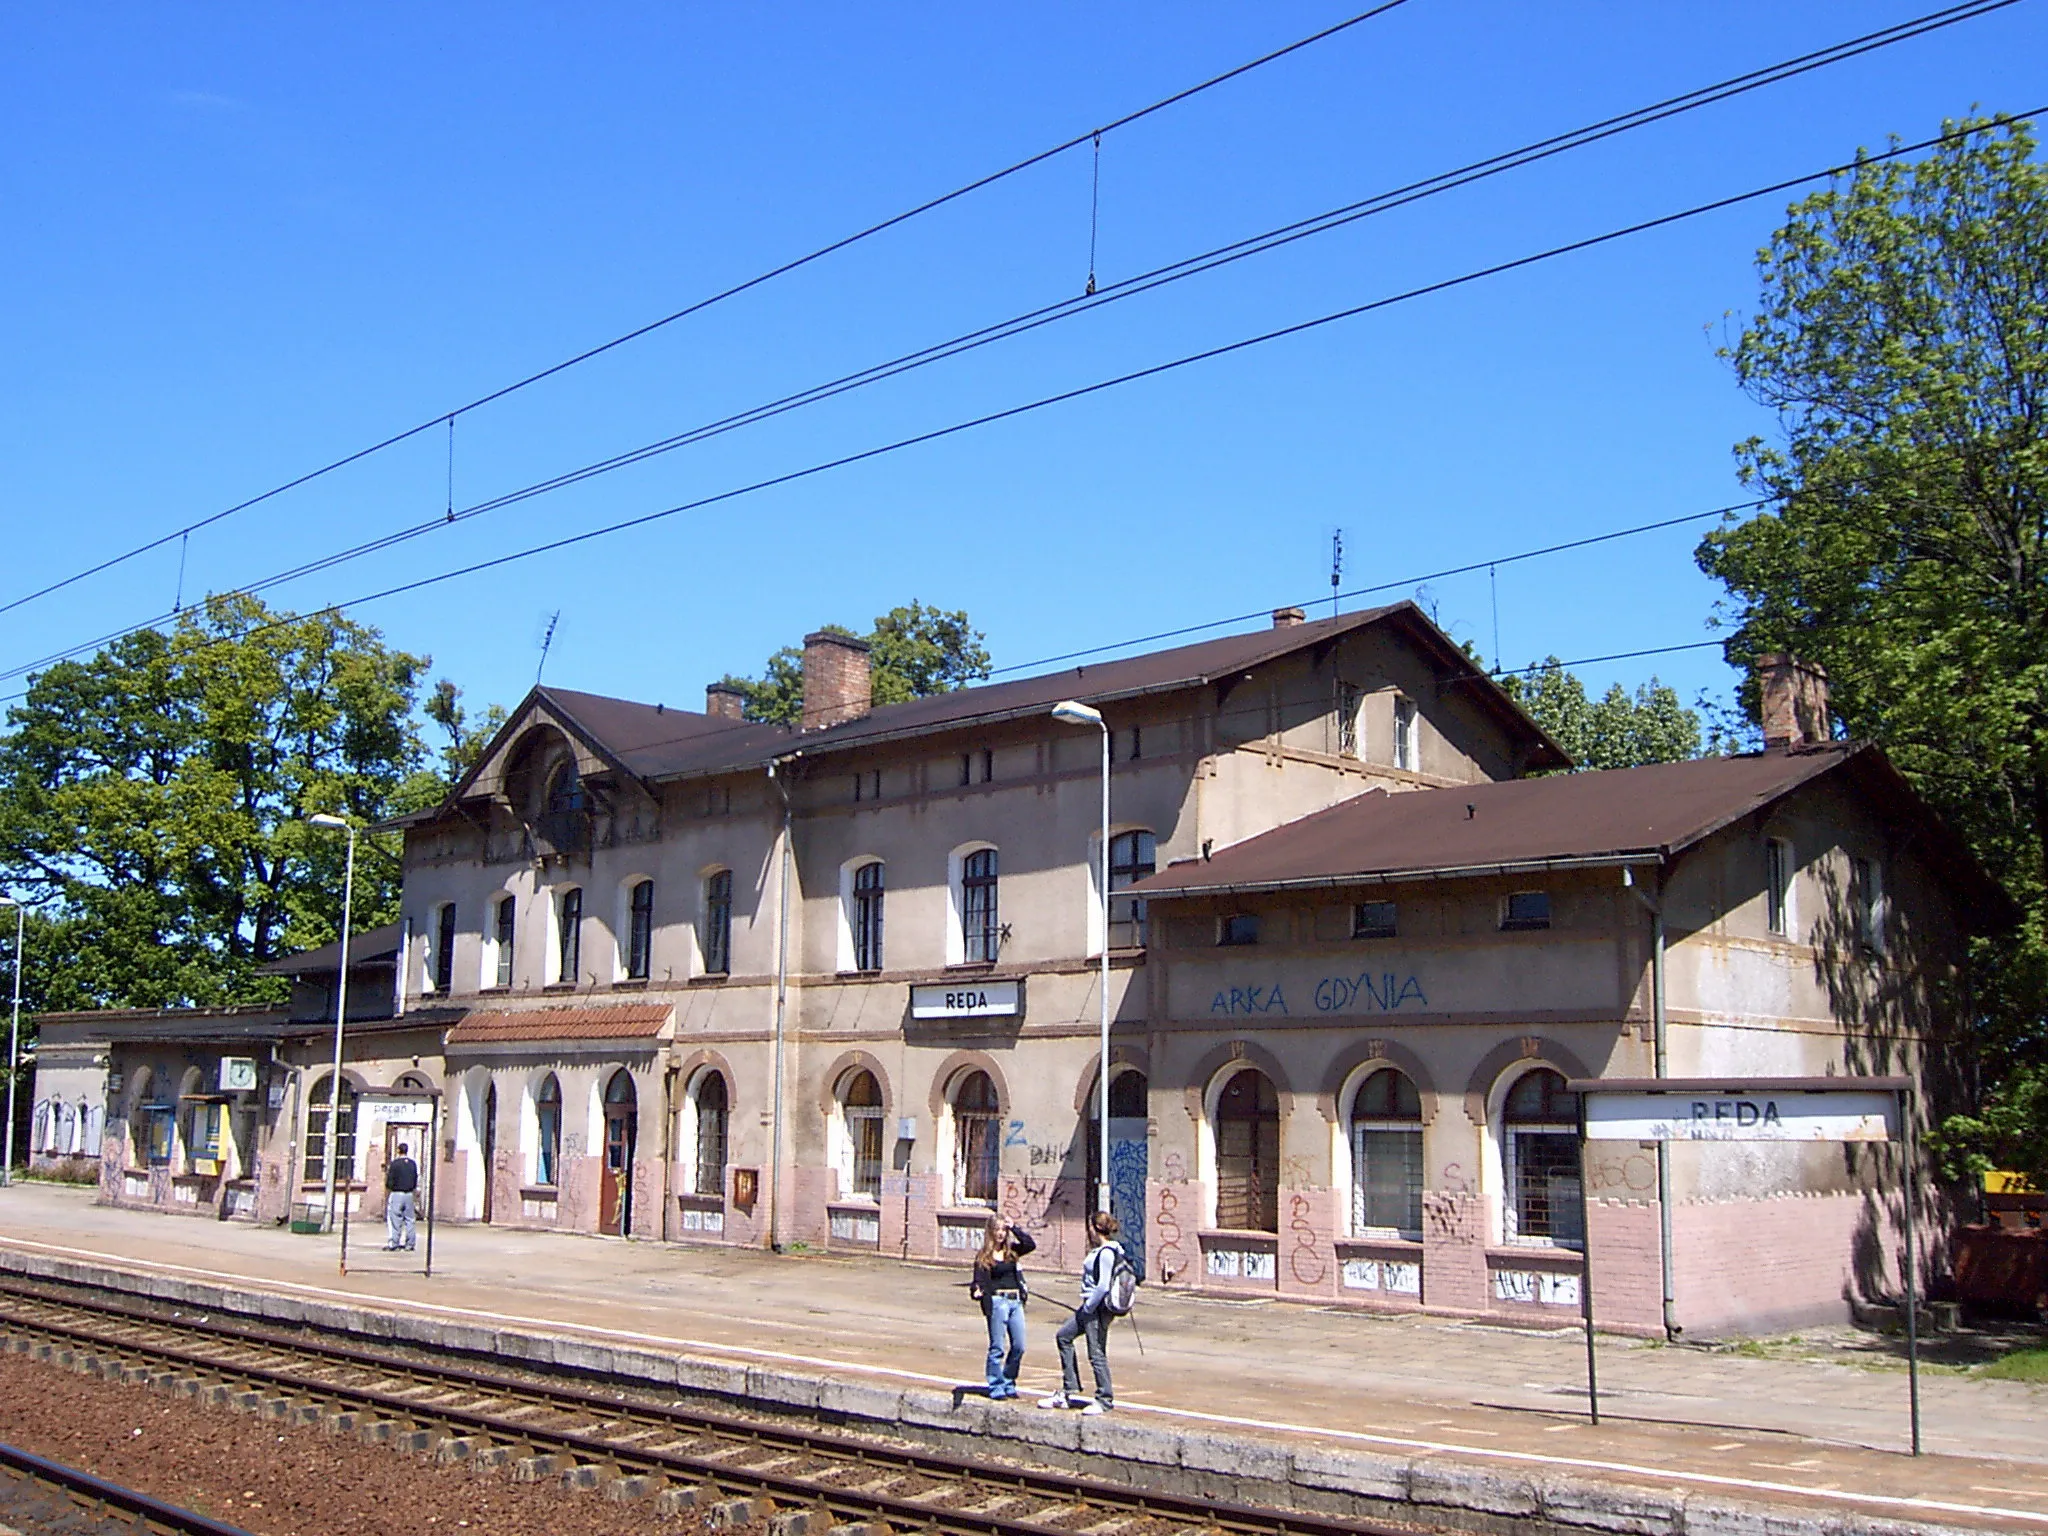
[301,1076,357,1183]
[1214,1068,1279,1232]
[703,870,733,975]
[852,861,885,972]
[555,887,582,983]
[535,1075,562,1187]
[693,1074,728,1198]
[842,1070,884,1200]
[1502,1069,1582,1248]
[493,895,515,987]
[1337,683,1362,757]
[1393,696,1417,771]
[626,879,654,980]
[1349,1068,1422,1238]
[953,1071,1001,1205]
[1766,838,1793,936]
[1108,829,1156,948]
[960,848,999,963]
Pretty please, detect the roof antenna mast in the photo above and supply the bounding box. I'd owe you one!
[535,610,561,685]
[1330,528,1343,620]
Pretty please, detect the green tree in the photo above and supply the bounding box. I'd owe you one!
[718,602,993,725]
[1693,116,2048,1179]
[1500,658,1701,770]
[0,593,432,1010]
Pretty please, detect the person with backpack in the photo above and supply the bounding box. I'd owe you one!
[968,1217,1037,1400]
[1040,1210,1129,1415]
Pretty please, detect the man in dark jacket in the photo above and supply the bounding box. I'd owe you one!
[383,1143,419,1251]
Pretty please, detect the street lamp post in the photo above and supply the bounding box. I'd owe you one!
[0,898,22,1188]
[1051,700,1112,1214]
[306,815,357,1235]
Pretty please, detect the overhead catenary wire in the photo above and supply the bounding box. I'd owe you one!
[4,2,2022,688]
[0,1,1415,623]
[3,107,2026,706]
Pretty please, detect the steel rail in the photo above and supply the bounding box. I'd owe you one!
[0,1438,260,1536]
[0,1280,1441,1536]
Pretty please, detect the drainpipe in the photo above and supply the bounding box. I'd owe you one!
[1623,865,1680,1340]
[658,1062,678,1244]
[768,758,796,1252]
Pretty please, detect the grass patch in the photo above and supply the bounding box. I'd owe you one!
[1980,1346,2048,1382]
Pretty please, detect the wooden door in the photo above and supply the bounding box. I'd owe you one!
[481,1084,497,1225]
[600,1072,637,1236]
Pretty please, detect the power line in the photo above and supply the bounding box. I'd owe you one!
[0,1,1414,623]
[6,0,2017,685]
[1,109,2033,702]
[994,503,1764,675]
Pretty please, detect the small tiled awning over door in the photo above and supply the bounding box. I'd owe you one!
[446,1004,671,1044]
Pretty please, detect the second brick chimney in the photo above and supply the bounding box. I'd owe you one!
[1272,606,1307,628]
[1757,653,1831,750]
[802,630,872,731]
[705,682,748,721]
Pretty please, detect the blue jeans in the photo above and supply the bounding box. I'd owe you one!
[1055,1307,1111,1406]
[984,1294,1026,1396]
[386,1190,417,1250]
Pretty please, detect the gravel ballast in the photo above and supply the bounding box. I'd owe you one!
[0,1349,710,1536]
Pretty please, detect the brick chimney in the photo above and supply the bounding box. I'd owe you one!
[1272,606,1306,628]
[1757,653,1831,750]
[705,682,747,721]
[802,631,872,731]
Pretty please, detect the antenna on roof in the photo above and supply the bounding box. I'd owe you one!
[1330,529,1343,620]
[535,610,561,685]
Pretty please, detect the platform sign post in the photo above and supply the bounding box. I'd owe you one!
[1571,1077,1916,1452]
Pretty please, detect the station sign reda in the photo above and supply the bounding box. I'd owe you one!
[1583,1088,1898,1143]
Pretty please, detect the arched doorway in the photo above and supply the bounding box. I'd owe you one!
[600,1070,638,1236]
[1087,1069,1150,1273]
[481,1081,498,1224]
[1214,1068,1279,1233]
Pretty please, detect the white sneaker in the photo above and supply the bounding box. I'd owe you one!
[1081,1401,1109,1416]
[1037,1393,1075,1409]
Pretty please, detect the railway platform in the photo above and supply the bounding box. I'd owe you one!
[1,1183,2042,1536]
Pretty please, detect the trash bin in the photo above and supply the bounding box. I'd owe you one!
[288,1201,325,1235]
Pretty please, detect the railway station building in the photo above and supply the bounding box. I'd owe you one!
[57,610,2012,1333]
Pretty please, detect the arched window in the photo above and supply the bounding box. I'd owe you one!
[1350,1068,1423,1239]
[703,870,733,975]
[553,887,582,984]
[839,1069,884,1200]
[430,901,457,994]
[544,760,584,815]
[852,861,885,972]
[1107,831,1157,949]
[1502,1069,1582,1248]
[952,1070,1001,1206]
[487,894,515,988]
[960,848,999,963]
[1214,1069,1279,1232]
[625,878,654,980]
[534,1074,562,1187]
[302,1075,357,1183]
[693,1073,728,1198]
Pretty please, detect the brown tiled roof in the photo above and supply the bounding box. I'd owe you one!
[385,605,1565,829]
[446,1003,673,1044]
[257,922,403,975]
[1130,743,2016,931]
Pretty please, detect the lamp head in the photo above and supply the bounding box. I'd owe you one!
[307,814,349,830]
[1050,700,1104,728]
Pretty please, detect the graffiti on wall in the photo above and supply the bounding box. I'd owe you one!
[1208,971,1429,1017]
[1288,1193,1325,1285]
[1108,1138,1147,1273]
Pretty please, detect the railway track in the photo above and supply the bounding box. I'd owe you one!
[0,1437,258,1535]
[0,1278,1435,1536]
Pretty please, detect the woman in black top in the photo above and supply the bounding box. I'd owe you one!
[970,1217,1037,1400]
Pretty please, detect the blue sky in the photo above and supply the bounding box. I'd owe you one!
[3,2,2043,732]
